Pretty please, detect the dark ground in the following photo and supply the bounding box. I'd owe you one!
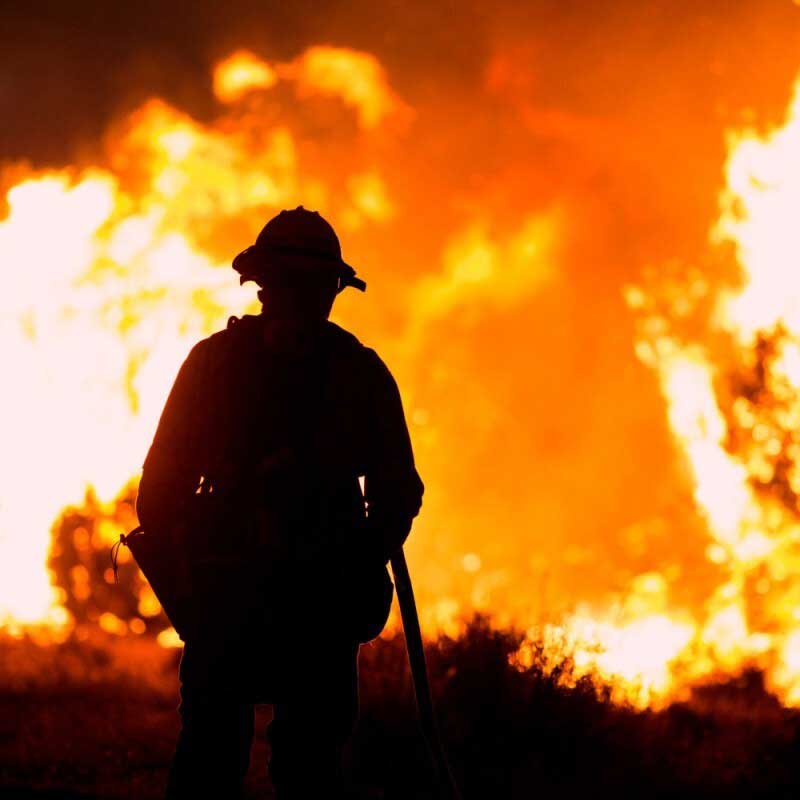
[2,616,800,799]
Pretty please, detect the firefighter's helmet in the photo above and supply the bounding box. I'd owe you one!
[232,206,366,293]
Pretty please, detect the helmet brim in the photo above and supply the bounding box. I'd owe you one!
[232,245,366,292]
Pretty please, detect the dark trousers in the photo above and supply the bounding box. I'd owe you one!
[165,637,360,799]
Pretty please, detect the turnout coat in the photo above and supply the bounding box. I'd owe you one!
[135,313,423,696]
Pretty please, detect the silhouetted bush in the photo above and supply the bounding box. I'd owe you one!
[3,621,800,799]
[49,483,171,637]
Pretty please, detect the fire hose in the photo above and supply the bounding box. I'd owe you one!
[390,549,463,800]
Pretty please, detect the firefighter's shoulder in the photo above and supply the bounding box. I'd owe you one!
[324,321,399,392]
[181,313,261,373]
[206,313,262,349]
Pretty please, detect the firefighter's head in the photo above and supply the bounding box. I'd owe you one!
[232,206,365,322]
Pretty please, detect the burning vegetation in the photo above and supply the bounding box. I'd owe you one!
[5,3,800,721]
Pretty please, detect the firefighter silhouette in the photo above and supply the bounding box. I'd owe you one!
[135,207,424,798]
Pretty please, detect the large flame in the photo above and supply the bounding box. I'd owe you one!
[4,45,800,708]
[546,74,800,707]
[0,47,418,633]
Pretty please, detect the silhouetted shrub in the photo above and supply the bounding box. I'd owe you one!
[49,482,171,637]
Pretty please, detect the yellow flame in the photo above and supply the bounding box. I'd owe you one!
[530,573,695,708]
[7,45,800,711]
[616,73,800,706]
[284,46,407,129]
[713,83,800,341]
[406,212,558,350]
[0,46,406,637]
[213,50,279,103]
[213,46,408,129]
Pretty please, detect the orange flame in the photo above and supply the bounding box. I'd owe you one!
[213,50,278,103]
[5,45,800,709]
[590,75,800,706]
[212,47,410,128]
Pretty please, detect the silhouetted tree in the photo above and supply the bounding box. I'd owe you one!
[49,481,170,636]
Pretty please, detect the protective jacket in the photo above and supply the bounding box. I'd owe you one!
[135,313,423,690]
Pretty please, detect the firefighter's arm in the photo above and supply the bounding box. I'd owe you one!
[362,349,424,565]
[136,342,207,534]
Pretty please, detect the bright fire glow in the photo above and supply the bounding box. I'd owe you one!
[213,50,278,103]
[212,46,408,129]
[6,45,800,709]
[606,75,800,705]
